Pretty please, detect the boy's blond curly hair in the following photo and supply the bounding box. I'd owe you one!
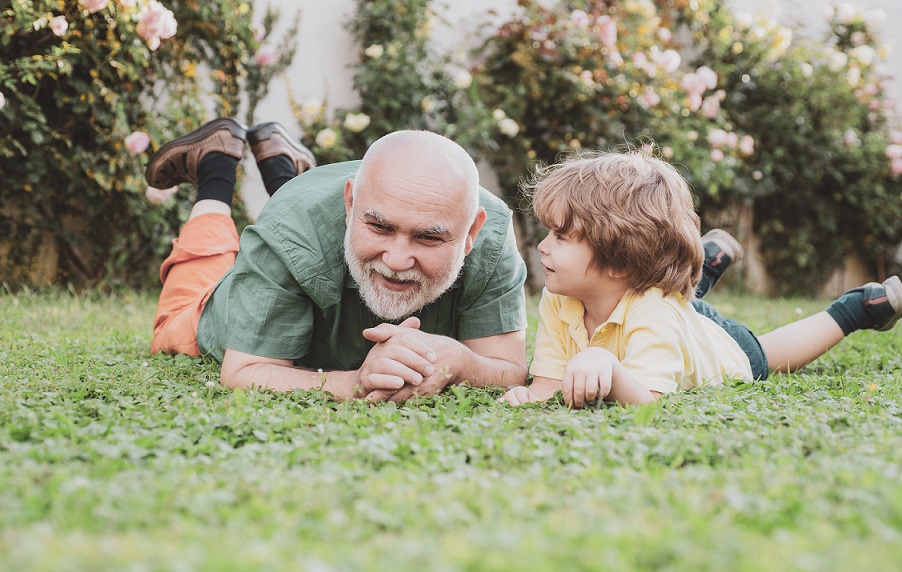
[525,150,703,300]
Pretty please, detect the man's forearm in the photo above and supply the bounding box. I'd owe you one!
[220,360,359,400]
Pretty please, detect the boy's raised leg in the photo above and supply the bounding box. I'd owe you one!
[758,276,902,373]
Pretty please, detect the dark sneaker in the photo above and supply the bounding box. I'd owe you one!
[861,275,902,331]
[696,228,743,298]
[247,122,317,176]
[145,118,247,188]
[703,228,744,269]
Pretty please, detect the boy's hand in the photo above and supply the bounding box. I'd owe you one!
[501,386,543,406]
[562,347,615,408]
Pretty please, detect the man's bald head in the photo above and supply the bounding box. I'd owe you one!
[353,130,480,220]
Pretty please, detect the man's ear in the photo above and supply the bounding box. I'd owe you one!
[465,208,487,254]
[343,179,354,224]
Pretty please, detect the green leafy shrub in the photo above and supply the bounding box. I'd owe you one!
[681,3,902,293]
[0,0,294,289]
[289,0,494,165]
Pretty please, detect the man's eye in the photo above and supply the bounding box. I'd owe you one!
[419,235,444,243]
[369,223,390,233]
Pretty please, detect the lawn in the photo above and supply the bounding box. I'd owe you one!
[1,289,901,571]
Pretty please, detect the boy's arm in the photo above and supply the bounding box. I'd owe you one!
[504,349,660,407]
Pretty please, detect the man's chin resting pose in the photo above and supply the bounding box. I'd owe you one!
[146,118,528,401]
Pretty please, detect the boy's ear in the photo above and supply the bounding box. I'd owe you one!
[606,267,629,280]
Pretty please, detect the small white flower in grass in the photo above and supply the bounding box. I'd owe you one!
[191,391,197,398]
[492,109,506,121]
[799,62,813,78]
[498,118,519,138]
[205,381,215,388]
[752,170,763,181]
[315,128,338,149]
[795,307,804,316]
[364,44,384,59]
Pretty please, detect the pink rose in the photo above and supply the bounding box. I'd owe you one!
[145,186,178,204]
[739,135,755,155]
[642,90,661,108]
[570,9,590,28]
[700,95,720,118]
[253,45,276,67]
[652,48,681,73]
[886,144,902,160]
[892,158,902,177]
[50,16,68,36]
[710,149,725,162]
[136,1,178,51]
[891,131,902,145]
[726,132,739,149]
[687,92,703,112]
[597,16,618,49]
[680,72,707,96]
[124,131,150,154]
[79,0,109,13]
[707,128,729,148]
[696,66,718,90]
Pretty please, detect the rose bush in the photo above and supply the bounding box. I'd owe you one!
[0,0,295,288]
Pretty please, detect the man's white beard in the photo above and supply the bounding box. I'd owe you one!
[344,227,465,321]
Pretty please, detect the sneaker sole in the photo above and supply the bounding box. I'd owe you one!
[145,118,248,188]
[702,228,744,265]
[247,122,316,167]
[877,275,902,331]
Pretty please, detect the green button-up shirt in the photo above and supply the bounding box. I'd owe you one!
[196,161,527,369]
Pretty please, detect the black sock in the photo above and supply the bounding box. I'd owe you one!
[196,152,238,207]
[258,156,296,196]
[825,290,867,336]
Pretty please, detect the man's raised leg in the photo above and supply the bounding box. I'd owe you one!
[147,118,247,355]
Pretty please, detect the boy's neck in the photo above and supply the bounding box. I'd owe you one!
[580,281,630,334]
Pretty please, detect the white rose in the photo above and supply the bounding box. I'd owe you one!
[420,95,437,113]
[849,45,876,67]
[452,69,473,90]
[342,112,371,133]
[315,128,338,149]
[364,44,384,59]
[828,51,848,73]
[492,109,506,121]
[799,62,813,78]
[846,66,861,87]
[498,118,519,138]
[734,12,753,29]
[299,98,323,123]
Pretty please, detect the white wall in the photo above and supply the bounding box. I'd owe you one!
[241,0,901,217]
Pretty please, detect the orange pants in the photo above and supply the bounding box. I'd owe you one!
[151,213,240,356]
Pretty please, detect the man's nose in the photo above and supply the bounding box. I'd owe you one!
[381,238,416,271]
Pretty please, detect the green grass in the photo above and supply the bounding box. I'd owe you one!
[2,290,901,571]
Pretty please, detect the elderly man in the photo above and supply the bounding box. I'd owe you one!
[147,118,528,401]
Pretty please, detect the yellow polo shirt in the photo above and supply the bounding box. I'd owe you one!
[529,288,754,394]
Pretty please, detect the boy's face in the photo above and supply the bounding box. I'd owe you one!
[537,228,606,299]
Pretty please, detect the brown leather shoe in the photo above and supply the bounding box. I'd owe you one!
[247,122,317,175]
[145,118,247,188]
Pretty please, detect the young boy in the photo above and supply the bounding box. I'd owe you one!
[503,151,902,408]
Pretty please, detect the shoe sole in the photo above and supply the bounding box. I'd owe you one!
[877,275,902,331]
[702,228,744,265]
[247,122,316,167]
[145,118,247,188]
